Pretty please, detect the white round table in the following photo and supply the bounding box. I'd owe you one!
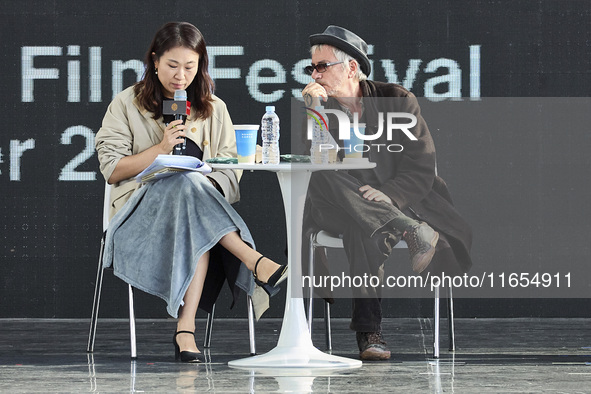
[211,161,375,369]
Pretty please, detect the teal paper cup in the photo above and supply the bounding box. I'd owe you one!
[234,125,259,163]
[343,123,366,159]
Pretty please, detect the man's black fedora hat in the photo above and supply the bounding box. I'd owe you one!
[309,25,371,76]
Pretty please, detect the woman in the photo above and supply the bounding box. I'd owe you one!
[95,22,286,363]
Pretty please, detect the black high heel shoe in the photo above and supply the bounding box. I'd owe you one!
[173,331,204,363]
[253,256,288,292]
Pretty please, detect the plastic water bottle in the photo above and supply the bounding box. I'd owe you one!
[261,106,280,164]
[310,106,329,164]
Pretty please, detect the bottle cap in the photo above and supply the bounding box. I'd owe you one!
[265,106,275,112]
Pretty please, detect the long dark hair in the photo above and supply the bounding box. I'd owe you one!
[134,22,215,120]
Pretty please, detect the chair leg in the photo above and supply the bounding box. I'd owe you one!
[307,233,316,334]
[204,304,215,349]
[204,298,255,355]
[324,300,332,351]
[87,236,106,353]
[307,298,314,334]
[247,295,256,355]
[447,285,455,351]
[433,285,440,359]
[129,360,137,392]
[310,233,332,352]
[128,285,137,359]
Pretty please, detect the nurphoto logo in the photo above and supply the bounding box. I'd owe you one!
[305,106,418,154]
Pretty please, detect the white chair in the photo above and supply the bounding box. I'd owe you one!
[307,229,455,359]
[87,183,256,359]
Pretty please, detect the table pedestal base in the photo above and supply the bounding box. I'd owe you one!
[228,344,361,368]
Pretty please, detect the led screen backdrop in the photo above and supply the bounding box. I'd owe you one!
[1,1,590,317]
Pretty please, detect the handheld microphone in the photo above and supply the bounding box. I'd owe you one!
[163,89,191,155]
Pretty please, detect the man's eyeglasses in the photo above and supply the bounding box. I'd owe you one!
[304,61,344,75]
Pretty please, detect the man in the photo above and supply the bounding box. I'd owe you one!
[302,26,472,360]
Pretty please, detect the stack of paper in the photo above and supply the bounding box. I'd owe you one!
[135,154,212,183]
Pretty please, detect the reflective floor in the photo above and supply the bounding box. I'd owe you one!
[1,317,590,393]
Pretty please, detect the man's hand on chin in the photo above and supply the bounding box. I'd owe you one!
[302,81,328,108]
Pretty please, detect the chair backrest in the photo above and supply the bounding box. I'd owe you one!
[102,182,112,232]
